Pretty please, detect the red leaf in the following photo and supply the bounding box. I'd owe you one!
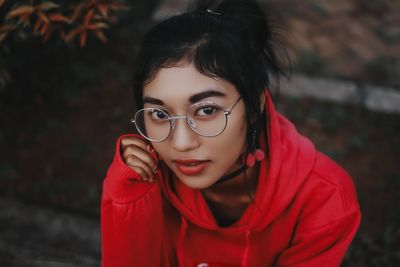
[94,29,107,42]
[110,3,130,11]
[97,4,109,18]
[40,22,49,36]
[43,28,54,42]
[80,30,87,47]
[0,24,17,33]
[65,29,79,42]
[49,13,70,23]
[83,9,94,27]
[33,19,43,33]
[87,22,109,30]
[60,30,67,41]
[0,32,8,43]
[19,13,31,25]
[86,0,97,9]
[70,3,84,23]
[37,11,49,24]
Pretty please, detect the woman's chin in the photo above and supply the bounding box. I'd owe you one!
[173,172,219,190]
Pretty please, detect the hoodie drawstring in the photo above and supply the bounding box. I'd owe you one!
[177,216,188,267]
[241,231,251,267]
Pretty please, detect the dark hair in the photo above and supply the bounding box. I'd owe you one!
[133,0,287,158]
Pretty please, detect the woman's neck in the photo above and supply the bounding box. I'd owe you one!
[201,164,259,226]
[202,163,259,205]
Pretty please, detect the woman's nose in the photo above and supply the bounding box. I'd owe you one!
[171,118,200,152]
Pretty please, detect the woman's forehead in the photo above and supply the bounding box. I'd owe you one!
[143,64,238,103]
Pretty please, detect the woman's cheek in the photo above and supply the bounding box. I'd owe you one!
[212,128,247,165]
[151,143,168,161]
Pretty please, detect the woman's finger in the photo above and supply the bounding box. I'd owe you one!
[126,165,150,182]
[121,136,154,153]
[123,144,158,172]
[125,154,155,181]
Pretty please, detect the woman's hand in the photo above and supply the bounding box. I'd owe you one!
[120,136,158,182]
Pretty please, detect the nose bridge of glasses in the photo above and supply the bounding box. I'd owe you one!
[169,114,199,143]
[169,114,190,129]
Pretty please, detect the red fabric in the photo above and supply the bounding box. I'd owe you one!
[101,94,361,267]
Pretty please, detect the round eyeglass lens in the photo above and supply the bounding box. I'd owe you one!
[187,102,228,137]
[134,108,171,141]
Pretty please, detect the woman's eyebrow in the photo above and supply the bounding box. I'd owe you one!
[189,90,226,103]
[143,90,226,106]
[143,97,164,106]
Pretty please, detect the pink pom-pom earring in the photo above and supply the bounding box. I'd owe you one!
[246,149,265,167]
[246,129,265,168]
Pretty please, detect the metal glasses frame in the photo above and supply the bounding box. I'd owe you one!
[131,97,242,142]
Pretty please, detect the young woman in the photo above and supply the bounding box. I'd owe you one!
[101,1,361,266]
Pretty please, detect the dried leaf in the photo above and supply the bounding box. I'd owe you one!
[93,14,103,20]
[107,15,118,24]
[94,29,107,42]
[65,28,80,42]
[60,30,67,41]
[19,13,31,25]
[0,24,17,33]
[87,0,98,9]
[37,11,49,24]
[97,4,109,18]
[33,19,43,33]
[84,9,94,27]
[80,30,87,47]
[87,22,109,30]
[49,13,70,23]
[70,3,85,23]
[110,3,130,11]
[43,28,53,42]
[40,22,49,36]
[5,5,35,20]
[0,66,11,85]
[37,1,60,11]
[0,32,8,43]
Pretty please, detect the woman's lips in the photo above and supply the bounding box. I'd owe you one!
[173,159,209,176]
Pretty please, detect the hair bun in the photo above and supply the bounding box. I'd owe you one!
[213,0,269,52]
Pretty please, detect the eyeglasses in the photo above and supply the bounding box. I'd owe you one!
[131,97,242,142]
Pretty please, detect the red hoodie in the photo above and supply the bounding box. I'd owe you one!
[101,95,361,267]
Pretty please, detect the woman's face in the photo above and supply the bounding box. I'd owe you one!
[143,63,248,189]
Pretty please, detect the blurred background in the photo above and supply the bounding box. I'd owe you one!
[0,0,399,266]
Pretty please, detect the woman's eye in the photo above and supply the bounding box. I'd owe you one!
[196,106,220,116]
[150,110,168,120]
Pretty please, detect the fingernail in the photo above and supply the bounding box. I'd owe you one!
[146,144,154,153]
[153,165,158,172]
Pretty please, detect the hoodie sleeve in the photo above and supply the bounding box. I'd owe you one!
[276,153,361,267]
[101,134,165,267]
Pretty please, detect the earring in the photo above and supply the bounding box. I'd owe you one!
[246,129,265,167]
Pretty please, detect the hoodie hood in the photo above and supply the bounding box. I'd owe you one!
[158,93,316,232]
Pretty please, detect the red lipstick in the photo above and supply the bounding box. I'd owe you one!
[173,159,209,175]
